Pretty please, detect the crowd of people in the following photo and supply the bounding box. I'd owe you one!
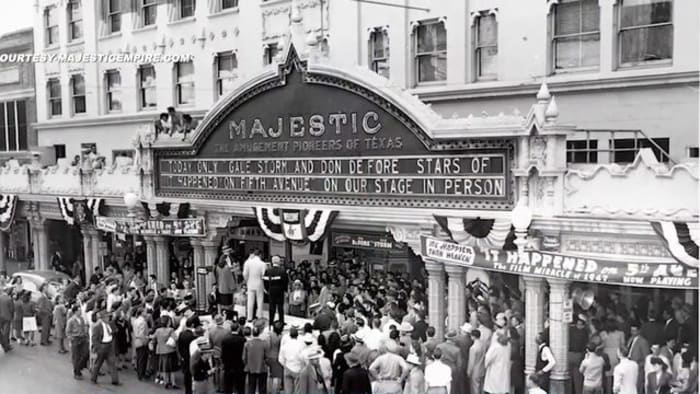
[0,243,698,394]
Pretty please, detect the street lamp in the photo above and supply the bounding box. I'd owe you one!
[511,200,533,255]
[123,192,140,219]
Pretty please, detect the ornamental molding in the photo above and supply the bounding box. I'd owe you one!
[561,236,673,261]
[565,149,699,220]
[547,0,559,14]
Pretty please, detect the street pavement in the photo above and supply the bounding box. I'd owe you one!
[0,340,181,394]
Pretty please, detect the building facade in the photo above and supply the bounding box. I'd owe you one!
[0,1,696,393]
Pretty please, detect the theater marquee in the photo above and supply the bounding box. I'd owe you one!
[154,47,514,210]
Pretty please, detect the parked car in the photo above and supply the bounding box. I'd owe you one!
[6,270,70,303]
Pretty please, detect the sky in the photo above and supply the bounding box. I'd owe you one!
[0,0,33,36]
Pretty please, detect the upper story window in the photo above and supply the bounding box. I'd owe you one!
[618,0,673,67]
[141,0,158,27]
[105,70,122,112]
[0,101,28,152]
[71,74,86,114]
[176,61,195,106]
[216,51,238,98]
[264,43,280,65]
[552,0,600,71]
[474,13,498,80]
[107,0,122,34]
[612,137,670,163]
[221,0,238,10]
[139,65,157,110]
[369,28,390,78]
[44,6,59,47]
[414,20,447,84]
[179,0,196,19]
[68,0,83,41]
[566,140,598,163]
[47,78,62,117]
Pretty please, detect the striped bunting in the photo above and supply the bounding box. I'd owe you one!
[650,221,699,268]
[254,207,338,243]
[57,197,103,225]
[0,194,18,231]
[434,215,515,250]
[141,201,191,219]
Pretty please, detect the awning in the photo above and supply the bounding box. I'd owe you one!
[651,221,699,268]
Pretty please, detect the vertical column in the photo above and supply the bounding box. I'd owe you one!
[81,228,94,282]
[190,240,206,311]
[0,231,7,276]
[445,265,466,332]
[144,236,157,280]
[548,278,571,394]
[425,260,446,340]
[523,276,546,376]
[154,236,170,287]
[32,220,49,271]
[202,241,218,309]
[90,229,102,273]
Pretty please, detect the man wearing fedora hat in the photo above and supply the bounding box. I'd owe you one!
[435,330,463,394]
[299,346,332,394]
[341,349,372,394]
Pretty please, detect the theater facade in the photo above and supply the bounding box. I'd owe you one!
[0,44,697,394]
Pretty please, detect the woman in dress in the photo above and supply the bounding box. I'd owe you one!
[52,295,68,354]
[11,292,23,343]
[21,291,37,346]
[113,302,131,370]
[601,318,625,394]
[154,315,179,389]
[268,321,284,394]
[288,279,307,317]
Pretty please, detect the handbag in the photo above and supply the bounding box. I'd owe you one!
[166,335,176,348]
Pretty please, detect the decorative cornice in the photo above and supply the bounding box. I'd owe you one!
[412,70,699,102]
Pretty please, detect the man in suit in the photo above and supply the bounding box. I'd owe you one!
[243,249,267,322]
[627,323,651,392]
[243,326,270,394]
[641,310,665,347]
[221,322,246,394]
[436,330,463,394]
[263,255,288,325]
[613,346,638,394]
[66,304,89,379]
[468,329,487,394]
[423,326,440,360]
[0,288,14,353]
[63,276,82,304]
[177,315,200,394]
[90,309,120,386]
[37,284,53,346]
[132,307,150,381]
[662,309,680,344]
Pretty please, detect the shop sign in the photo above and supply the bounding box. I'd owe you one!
[332,232,406,251]
[562,299,574,323]
[421,236,699,289]
[154,52,513,210]
[95,216,206,237]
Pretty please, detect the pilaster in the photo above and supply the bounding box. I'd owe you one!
[548,278,571,394]
[445,264,466,332]
[425,259,446,340]
[190,239,207,311]
[144,236,158,280]
[201,240,219,309]
[81,226,98,280]
[154,236,170,287]
[523,276,546,376]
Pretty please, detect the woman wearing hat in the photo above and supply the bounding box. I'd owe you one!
[288,279,307,318]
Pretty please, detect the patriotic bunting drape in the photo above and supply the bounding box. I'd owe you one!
[57,197,103,225]
[434,216,516,250]
[651,221,699,268]
[141,201,191,219]
[253,207,337,243]
[0,194,18,231]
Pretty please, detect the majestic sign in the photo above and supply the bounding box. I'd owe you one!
[96,216,206,237]
[154,47,513,210]
[422,236,699,289]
